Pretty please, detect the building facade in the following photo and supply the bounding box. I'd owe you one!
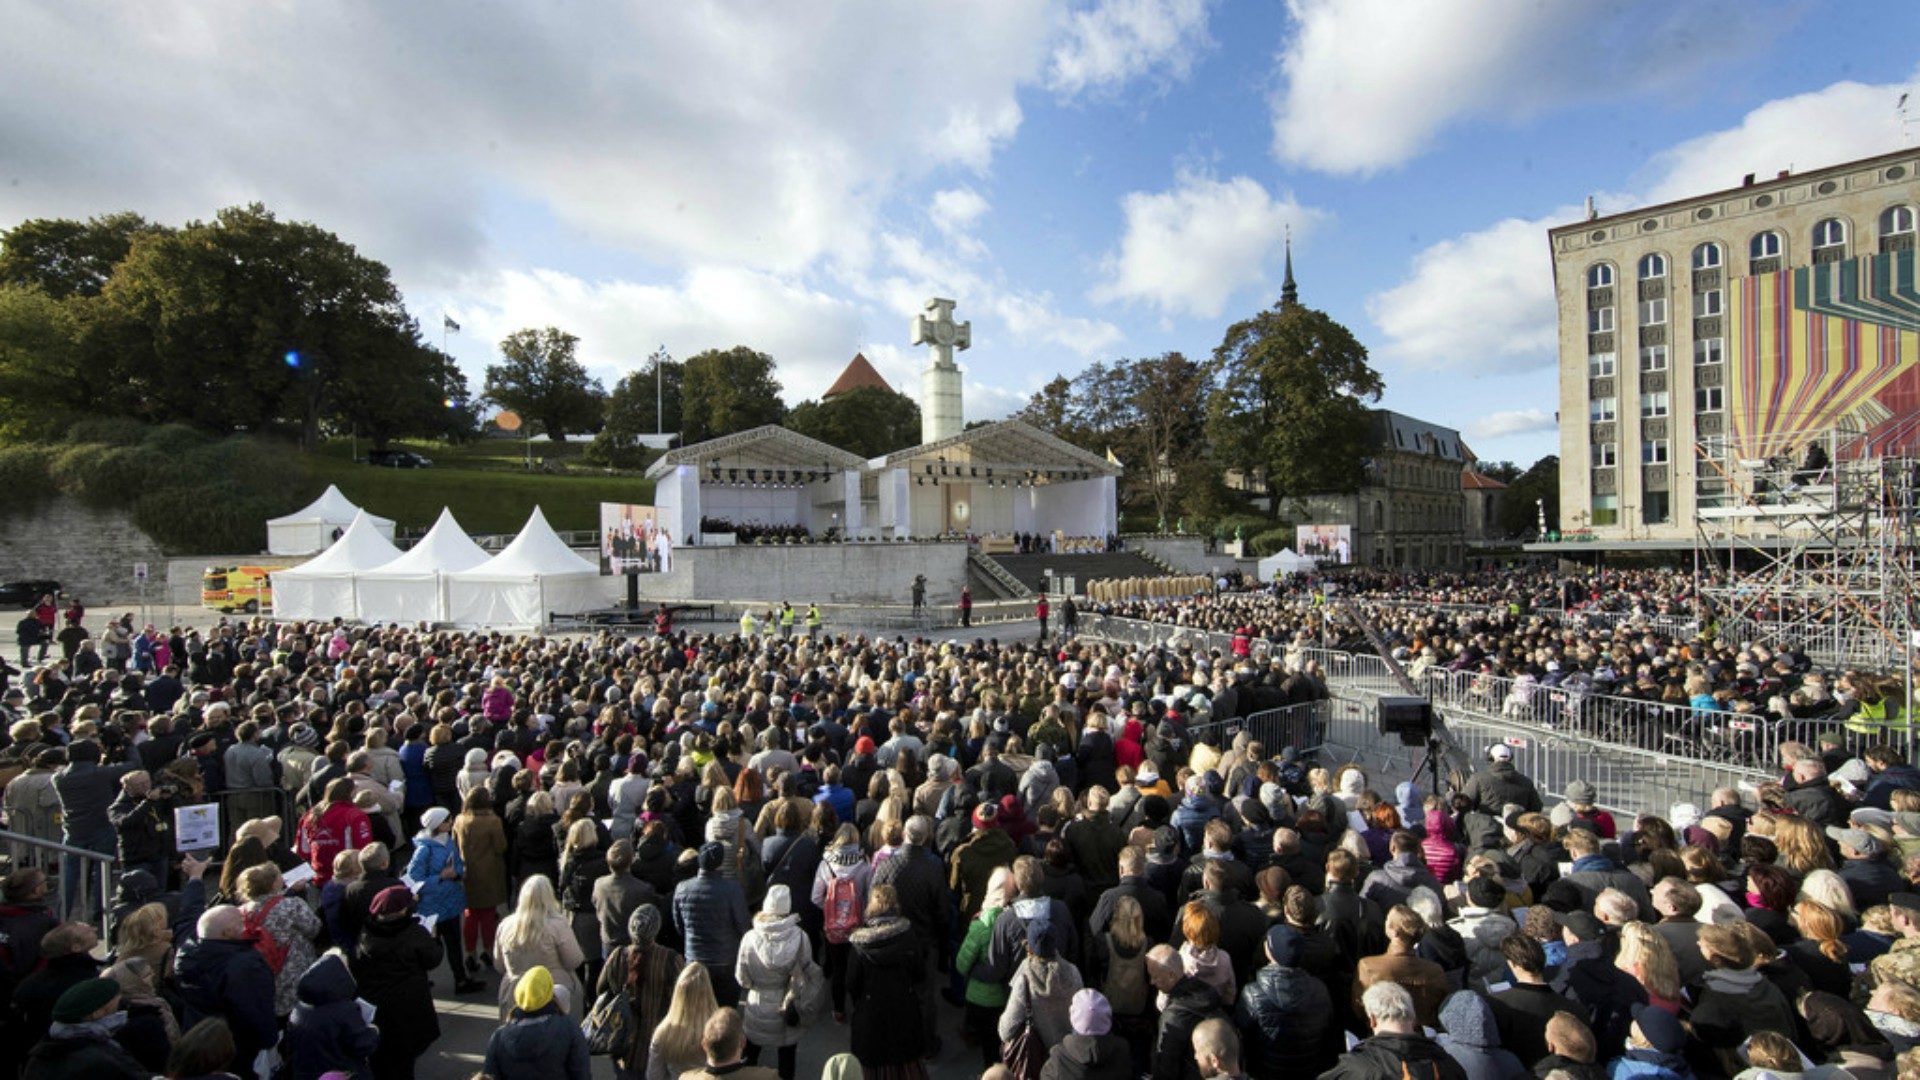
[1462,469,1507,542]
[1287,410,1469,568]
[1551,148,1920,542]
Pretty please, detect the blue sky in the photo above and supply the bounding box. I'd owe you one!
[4,1,1919,467]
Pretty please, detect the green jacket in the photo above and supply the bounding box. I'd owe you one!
[957,905,1009,1008]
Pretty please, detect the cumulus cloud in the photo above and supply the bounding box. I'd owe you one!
[1368,66,1918,373]
[1467,408,1557,441]
[929,188,991,260]
[1270,0,1777,174]
[1366,211,1569,374]
[1047,0,1215,98]
[1091,171,1317,318]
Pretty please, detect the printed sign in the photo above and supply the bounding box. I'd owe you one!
[174,803,220,852]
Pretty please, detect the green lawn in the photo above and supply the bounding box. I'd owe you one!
[304,455,652,534]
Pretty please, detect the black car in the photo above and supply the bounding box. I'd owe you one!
[368,449,433,468]
[0,581,60,609]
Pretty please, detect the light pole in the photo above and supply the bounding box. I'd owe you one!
[650,345,670,436]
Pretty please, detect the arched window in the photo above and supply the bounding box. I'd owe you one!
[1585,263,1614,289]
[1374,501,1385,530]
[1811,218,1847,263]
[1691,242,1722,270]
[1750,231,1781,259]
[1881,206,1916,253]
[1637,253,1667,280]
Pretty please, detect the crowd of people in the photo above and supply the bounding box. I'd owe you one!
[0,579,1918,1080]
[697,520,814,545]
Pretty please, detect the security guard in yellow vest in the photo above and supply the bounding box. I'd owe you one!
[779,602,795,637]
[805,604,822,639]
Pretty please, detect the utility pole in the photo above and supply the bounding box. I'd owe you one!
[651,345,670,435]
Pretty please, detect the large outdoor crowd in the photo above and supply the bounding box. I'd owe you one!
[0,580,1918,1080]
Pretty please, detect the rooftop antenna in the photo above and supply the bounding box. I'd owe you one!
[1585,195,1597,221]
[1901,91,1916,143]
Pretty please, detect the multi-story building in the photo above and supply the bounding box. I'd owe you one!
[1550,148,1920,542]
[1287,410,1469,568]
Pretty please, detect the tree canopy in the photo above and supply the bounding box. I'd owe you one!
[1208,299,1383,510]
[787,386,922,458]
[485,327,606,440]
[679,346,786,442]
[1498,454,1560,538]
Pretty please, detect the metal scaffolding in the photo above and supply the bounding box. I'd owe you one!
[1691,423,1919,684]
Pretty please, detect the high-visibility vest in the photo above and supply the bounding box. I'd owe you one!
[806,607,821,628]
[740,613,756,636]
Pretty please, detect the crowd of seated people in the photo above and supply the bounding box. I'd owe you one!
[698,517,813,544]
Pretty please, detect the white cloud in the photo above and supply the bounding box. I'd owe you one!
[864,233,1124,359]
[1091,171,1316,318]
[1270,0,1778,174]
[1047,0,1215,98]
[1368,66,1920,374]
[1467,408,1557,441]
[929,188,991,260]
[1366,211,1568,373]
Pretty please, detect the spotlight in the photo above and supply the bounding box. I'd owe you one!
[283,350,302,369]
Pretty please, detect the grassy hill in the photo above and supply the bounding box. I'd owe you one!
[307,443,652,535]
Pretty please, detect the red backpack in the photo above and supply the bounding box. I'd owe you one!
[822,874,864,944]
[242,897,289,974]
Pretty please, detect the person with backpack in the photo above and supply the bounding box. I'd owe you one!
[810,823,871,1021]
[1082,895,1153,1075]
[596,903,682,1080]
[956,866,1014,1066]
[234,862,321,1020]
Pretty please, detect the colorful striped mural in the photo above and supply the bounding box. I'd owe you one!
[1727,250,1920,458]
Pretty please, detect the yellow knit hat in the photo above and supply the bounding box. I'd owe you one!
[513,965,554,1012]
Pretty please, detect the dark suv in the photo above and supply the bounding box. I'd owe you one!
[368,450,433,469]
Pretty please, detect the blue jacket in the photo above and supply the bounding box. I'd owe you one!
[483,1004,591,1080]
[398,743,433,810]
[814,783,855,824]
[406,834,466,921]
[1170,794,1221,856]
[1864,764,1920,810]
[671,868,751,970]
[284,953,379,1080]
[1606,1049,1693,1080]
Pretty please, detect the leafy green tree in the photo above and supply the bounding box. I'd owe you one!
[786,386,922,458]
[0,213,167,299]
[1208,299,1384,514]
[485,327,607,440]
[1477,459,1523,483]
[603,351,683,439]
[1012,365,1127,453]
[101,204,416,448]
[679,346,785,441]
[1498,455,1560,538]
[0,285,89,436]
[1111,352,1211,524]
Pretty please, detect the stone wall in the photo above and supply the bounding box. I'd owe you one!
[0,497,171,606]
[635,542,968,605]
[1124,535,1237,575]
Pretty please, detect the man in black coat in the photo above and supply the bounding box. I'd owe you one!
[1782,758,1848,827]
[1147,944,1228,1080]
[1459,744,1542,816]
[9,922,100,1053]
[339,842,404,952]
[1486,933,1582,1065]
[1087,846,1173,943]
[1320,980,1468,1080]
[1233,925,1339,1077]
[175,906,279,1080]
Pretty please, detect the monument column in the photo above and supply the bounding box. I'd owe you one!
[911,297,969,444]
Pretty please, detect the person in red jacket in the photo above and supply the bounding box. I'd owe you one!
[300,777,372,886]
[1037,593,1050,641]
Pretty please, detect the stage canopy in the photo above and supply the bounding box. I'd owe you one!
[446,507,601,627]
[271,511,403,620]
[267,485,395,555]
[869,418,1122,539]
[646,425,872,544]
[1257,549,1317,581]
[356,508,492,624]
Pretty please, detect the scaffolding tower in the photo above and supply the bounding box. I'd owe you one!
[1692,423,1919,680]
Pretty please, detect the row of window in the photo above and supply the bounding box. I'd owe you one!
[1584,206,1918,290]
[1589,338,1727,378]
[1592,434,1736,469]
[1589,493,1672,527]
[1589,386,1724,423]
[1586,290,1724,333]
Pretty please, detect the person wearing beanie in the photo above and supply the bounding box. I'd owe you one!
[1038,988,1132,1080]
[20,976,145,1080]
[482,966,591,1080]
[736,884,812,1078]
[406,804,480,994]
[1235,924,1339,1077]
[598,903,684,1079]
[1603,1002,1693,1080]
[1000,916,1085,1051]
[282,953,379,1080]
[951,801,1018,920]
[673,840,752,1007]
[350,884,443,1080]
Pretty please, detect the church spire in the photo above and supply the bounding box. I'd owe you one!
[1280,226,1298,308]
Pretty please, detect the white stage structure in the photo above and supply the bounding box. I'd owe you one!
[356,508,492,624]
[267,485,395,555]
[446,507,601,628]
[271,511,404,620]
[1257,549,1317,581]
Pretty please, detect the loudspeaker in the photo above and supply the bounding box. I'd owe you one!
[1376,695,1434,746]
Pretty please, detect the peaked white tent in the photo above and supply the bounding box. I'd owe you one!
[1257,549,1317,582]
[267,485,396,555]
[446,507,602,627]
[355,509,492,624]
[272,511,404,620]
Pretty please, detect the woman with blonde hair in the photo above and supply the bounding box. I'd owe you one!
[1772,816,1834,877]
[114,900,176,977]
[560,816,611,991]
[646,961,719,1080]
[1616,921,1683,1012]
[495,874,585,1020]
[1786,899,1853,996]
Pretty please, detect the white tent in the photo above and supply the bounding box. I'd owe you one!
[446,507,602,628]
[1257,548,1317,581]
[266,485,396,555]
[355,509,491,624]
[272,511,404,620]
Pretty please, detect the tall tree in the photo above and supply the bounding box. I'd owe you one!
[485,327,607,440]
[0,285,88,436]
[1012,364,1125,453]
[1113,352,1211,524]
[1477,459,1523,483]
[0,213,167,299]
[678,346,785,441]
[786,386,922,458]
[1208,299,1384,513]
[602,350,684,439]
[1498,455,1560,538]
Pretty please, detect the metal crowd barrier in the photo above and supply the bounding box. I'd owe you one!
[0,828,115,927]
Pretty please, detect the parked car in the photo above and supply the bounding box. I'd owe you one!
[368,449,433,468]
[0,581,60,609]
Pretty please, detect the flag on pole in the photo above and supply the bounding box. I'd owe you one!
[443,315,461,333]
[1105,446,1122,467]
